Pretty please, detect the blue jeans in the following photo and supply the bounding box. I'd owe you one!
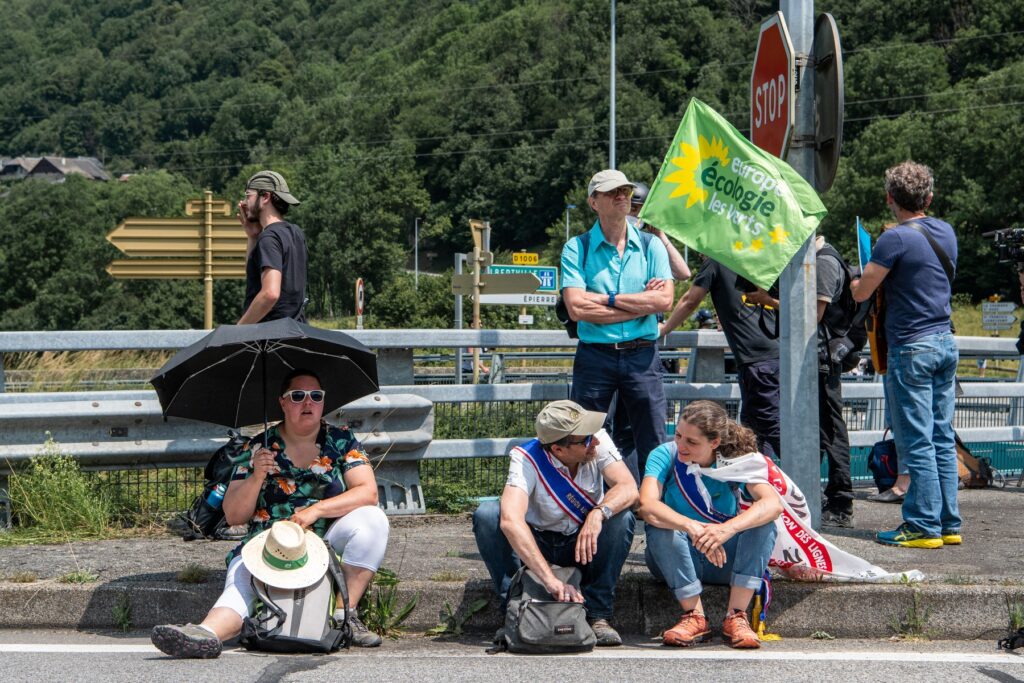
[571,342,668,481]
[885,332,960,537]
[471,500,635,620]
[644,522,776,601]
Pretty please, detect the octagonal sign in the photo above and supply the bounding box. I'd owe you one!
[751,12,796,158]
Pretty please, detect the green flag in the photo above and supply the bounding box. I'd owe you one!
[638,98,827,290]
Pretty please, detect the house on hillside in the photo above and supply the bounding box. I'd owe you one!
[0,156,109,182]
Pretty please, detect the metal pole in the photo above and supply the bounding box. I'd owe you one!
[203,190,214,329]
[565,204,576,242]
[779,0,820,528]
[609,0,616,169]
[414,217,420,290]
[454,253,465,385]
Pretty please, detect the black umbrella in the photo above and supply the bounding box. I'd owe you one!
[151,318,378,445]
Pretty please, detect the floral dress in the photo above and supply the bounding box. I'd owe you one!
[226,421,371,564]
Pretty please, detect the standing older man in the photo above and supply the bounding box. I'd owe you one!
[561,170,675,480]
[237,170,308,324]
[472,401,638,646]
[852,161,960,549]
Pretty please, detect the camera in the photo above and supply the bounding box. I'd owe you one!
[984,227,1024,267]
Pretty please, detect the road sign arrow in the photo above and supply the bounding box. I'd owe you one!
[982,302,1017,313]
[106,217,248,257]
[107,258,246,279]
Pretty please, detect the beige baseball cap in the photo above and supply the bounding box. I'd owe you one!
[535,400,606,445]
[587,169,636,197]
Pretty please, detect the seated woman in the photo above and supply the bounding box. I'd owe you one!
[152,368,390,657]
[638,400,783,649]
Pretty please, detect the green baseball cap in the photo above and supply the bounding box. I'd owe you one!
[246,170,300,205]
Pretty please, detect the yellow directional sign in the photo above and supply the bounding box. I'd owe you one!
[451,273,540,296]
[106,218,247,257]
[107,259,246,279]
[105,190,247,328]
[512,252,539,265]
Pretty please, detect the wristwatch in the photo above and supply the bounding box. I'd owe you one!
[599,505,613,520]
[607,292,617,308]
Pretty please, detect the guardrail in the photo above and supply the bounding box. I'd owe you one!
[1,329,1022,526]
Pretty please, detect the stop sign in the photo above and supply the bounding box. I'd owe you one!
[751,12,795,158]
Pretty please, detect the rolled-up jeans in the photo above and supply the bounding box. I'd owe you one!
[471,499,635,620]
[644,520,776,601]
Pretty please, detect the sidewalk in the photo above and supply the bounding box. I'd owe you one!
[1,488,1021,640]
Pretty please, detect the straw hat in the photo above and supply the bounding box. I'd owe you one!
[241,520,329,589]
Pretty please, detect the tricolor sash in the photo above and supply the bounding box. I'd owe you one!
[518,438,596,525]
[669,445,771,625]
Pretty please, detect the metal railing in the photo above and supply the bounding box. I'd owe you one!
[1,329,1022,524]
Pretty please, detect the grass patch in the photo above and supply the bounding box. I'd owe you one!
[6,571,38,583]
[942,573,973,585]
[810,630,835,640]
[426,598,489,636]
[889,589,936,640]
[358,568,418,639]
[7,435,115,537]
[1008,595,1024,632]
[430,570,468,583]
[442,549,463,558]
[176,564,210,584]
[58,570,99,584]
[113,593,132,632]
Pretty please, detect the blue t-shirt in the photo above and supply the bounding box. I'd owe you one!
[644,441,740,520]
[560,221,673,344]
[869,217,956,347]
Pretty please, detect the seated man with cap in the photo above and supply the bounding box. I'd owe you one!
[472,400,639,646]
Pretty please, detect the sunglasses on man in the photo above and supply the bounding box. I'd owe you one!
[567,434,594,447]
[281,389,326,403]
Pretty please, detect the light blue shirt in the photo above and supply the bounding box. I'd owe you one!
[560,221,672,344]
[644,442,740,520]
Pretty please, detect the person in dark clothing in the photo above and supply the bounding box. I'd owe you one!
[238,170,308,324]
[660,257,780,460]
[747,236,855,527]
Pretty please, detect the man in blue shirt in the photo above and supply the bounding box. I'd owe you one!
[561,169,674,481]
[852,161,960,549]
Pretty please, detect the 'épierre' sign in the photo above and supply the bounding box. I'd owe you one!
[751,12,796,158]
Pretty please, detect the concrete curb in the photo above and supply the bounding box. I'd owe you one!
[1,577,1018,641]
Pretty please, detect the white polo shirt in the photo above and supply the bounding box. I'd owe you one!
[505,434,622,535]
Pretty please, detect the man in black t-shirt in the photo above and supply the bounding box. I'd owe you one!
[660,257,780,459]
[237,170,308,323]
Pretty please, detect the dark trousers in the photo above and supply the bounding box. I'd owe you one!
[737,358,781,460]
[819,369,853,514]
[571,342,668,483]
[471,500,635,620]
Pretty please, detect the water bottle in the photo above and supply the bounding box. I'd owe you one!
[206,483,227,509]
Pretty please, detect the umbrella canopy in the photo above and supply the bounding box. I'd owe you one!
[151,318,378,430]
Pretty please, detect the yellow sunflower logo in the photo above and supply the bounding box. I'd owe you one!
[664,135,730,208]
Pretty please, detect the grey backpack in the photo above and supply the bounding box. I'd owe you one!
[494,565,595,654]
[239,549,351,654]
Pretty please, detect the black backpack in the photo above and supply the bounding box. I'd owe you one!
[180,430,248,541]
[818,243,870,372]
[556,230,655,338]
[491,565,595,654]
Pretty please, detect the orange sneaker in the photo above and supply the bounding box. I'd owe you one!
[722,609,761,649]
[662,610,711,647]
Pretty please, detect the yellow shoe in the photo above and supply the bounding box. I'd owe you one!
[941,529,962,545]
[876,523,943,549]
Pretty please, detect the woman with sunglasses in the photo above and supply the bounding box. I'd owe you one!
[152,368,389,657]
[638,400,783,649]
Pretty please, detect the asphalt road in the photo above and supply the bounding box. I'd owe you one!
[2,630,1022,683]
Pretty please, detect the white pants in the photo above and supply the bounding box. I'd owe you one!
[212,505,390,619]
